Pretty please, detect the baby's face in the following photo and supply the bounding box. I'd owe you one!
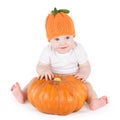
[50,35,75,54]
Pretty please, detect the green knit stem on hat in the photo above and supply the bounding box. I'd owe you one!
[51,7,70,15]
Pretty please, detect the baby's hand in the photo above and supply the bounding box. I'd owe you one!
[39,69,54,80]
[73,72,86,83]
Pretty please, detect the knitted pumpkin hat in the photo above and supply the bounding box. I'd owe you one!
[45,7,75,41]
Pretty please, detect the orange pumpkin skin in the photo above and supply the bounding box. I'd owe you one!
[27,75,87,115]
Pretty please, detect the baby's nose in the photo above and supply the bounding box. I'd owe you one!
[59,39,66,45]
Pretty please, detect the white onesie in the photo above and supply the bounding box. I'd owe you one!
[39,42,88,74]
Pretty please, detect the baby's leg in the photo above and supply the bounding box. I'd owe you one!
[84,82,108,110]
[11,82,26,104]
[89,96,108,110]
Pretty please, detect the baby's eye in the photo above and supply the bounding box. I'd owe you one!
[54,38,60,41]
[65,36,70,39]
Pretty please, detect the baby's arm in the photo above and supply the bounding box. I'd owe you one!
[36,62,54,80]
[74,61,91,82]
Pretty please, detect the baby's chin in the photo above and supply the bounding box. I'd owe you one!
[56,49,71,54]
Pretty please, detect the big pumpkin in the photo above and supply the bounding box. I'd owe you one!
[27,75,87,115]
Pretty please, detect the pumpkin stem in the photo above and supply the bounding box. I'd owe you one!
[53,77,61,82]
[51,7,70,15]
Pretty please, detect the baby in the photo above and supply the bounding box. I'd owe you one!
[11,8,108,110]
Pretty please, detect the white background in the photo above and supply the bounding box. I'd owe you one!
[0,0,120,119]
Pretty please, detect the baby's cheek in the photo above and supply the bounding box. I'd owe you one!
[51,45,57,50]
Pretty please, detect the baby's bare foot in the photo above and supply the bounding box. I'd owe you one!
[11,82,25,104]
[89,96,108,110]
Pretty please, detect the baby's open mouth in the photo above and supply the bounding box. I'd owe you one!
[59,46,68,49]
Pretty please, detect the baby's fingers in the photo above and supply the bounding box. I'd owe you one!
[47,74,52,80]
[45,73,54,80]
[39,74,44,80]
[48,73,54,80]
[80,78,86,83]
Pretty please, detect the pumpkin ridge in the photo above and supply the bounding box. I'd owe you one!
[60,80,78,113]
[27,78,44,106]
[43,81,59,113]
[37,80,54,112]
[33,79,47,111]
[64,78,86,110]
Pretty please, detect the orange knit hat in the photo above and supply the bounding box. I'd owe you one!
[45,8,75,41]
